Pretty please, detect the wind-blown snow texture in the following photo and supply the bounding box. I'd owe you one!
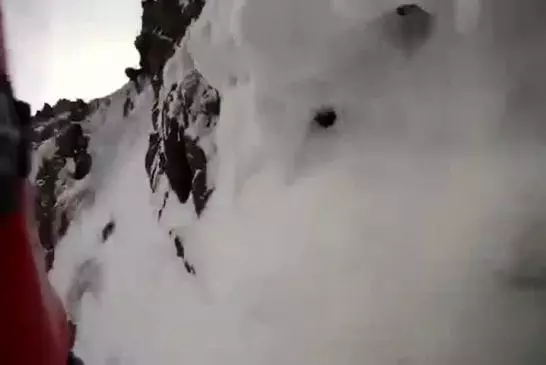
[44,0,546,364]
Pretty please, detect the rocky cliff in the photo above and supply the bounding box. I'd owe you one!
[31,81,144,270]
[32,0,219,273]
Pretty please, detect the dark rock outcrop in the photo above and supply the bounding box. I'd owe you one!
[145,69,220,218]
[32,99,95,271]
[135,1,222,275]
[34,103,54,121]
[125,67,145,93]
[101,220,116,243]
[32,99,91,144]
[35,155,67,270]
[125,67,144,82]
[135,0,205,92]
[31,0,221,273]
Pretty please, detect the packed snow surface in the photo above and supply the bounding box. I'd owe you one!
[51,0,546,364]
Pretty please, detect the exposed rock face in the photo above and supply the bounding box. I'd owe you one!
[31,83,141,270]
[146,69,219,219]
[32,100,94,270]
[138,0,221,269]
[135,0,205,84]
[139,0,219,208]
[31,0,219,272]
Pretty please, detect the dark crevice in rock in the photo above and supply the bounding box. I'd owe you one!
[123,95,135,117]
[145,132,161,190]
[185,137,213,217]
[164,118,193,204]
[158,191,169,220]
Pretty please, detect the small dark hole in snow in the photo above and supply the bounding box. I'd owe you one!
[396,3,421,16]
[101,220,116,243]
[313,107,337,129]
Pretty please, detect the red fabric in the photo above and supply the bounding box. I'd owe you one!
[0,183,69,365]
[0,3,70,362]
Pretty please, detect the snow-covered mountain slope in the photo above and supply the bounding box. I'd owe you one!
[31,78,145,270]
[37,0,546,364]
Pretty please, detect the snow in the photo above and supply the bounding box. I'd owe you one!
[50,0,546,364]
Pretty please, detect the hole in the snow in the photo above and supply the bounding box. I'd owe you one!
[390,3,434,52]
[313,107,337,129]
[396,3,421,17]
[101,220,116,243]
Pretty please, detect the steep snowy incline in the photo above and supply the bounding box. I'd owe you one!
[31,78,145,270]
[49,83,243,365]
[48,0,546,364]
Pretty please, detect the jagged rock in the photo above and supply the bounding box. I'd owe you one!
[52,98,75,115]
[69,99,90,122]
[135,0,205,82]
[145,68,220,218]
[125,67,144,93]
[31,0,220,272]
[125,67,143,82]
[34,103,55,121]
[57,124,89,158]
[35,155,66,269]
[31,98,95,270]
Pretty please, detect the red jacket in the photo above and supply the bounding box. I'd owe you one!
[0,182,70,365]
[0,3,70,362]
